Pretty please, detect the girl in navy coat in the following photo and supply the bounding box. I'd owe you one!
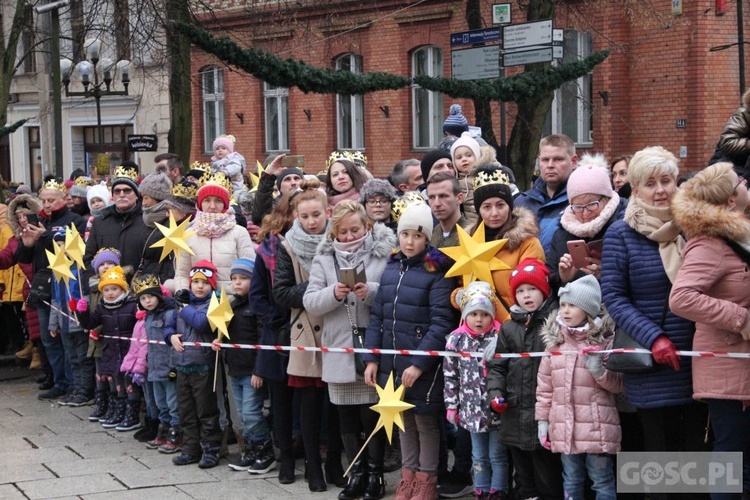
[364,202,459,500]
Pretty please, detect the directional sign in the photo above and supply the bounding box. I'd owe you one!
[502,46,554,67]
[503,19,553,50]
[450,27,501,47]
[452,46,501,80]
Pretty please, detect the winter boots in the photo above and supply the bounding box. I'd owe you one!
[146,423,169,450]
[228,442,255,471]
[159,427,183,454]
[198,441,221,469]
[115,400,143,431]
[88,391,109,422]
[248,440,276,474]
[101,397,126,429]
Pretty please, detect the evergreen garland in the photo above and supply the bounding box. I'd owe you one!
[174,22,608,102]
[0,119,27,139]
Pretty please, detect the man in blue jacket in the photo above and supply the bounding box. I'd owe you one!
[515,134,578,253]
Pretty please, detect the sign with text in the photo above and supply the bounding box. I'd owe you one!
[451,46,501,80]
[503,19,553,50]
[502,46,555,67]
[450,27,501,47]
[127,134,158,152]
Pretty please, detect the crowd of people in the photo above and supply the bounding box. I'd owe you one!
[1,101,749,500]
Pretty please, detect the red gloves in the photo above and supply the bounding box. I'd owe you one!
[68,298,78,312]
[490,396,509,414]
[652,335,680,371]
[89,330,99,341]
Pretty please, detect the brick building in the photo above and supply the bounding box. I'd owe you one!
[189,0,746,184]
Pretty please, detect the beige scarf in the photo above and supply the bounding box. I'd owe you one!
[624,196,685,283]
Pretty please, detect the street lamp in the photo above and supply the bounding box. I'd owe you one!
[60,39,130,176]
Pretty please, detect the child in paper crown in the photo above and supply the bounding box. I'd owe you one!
[166,259,223,469]
[443,281,509,499]
[211,135,247,201]
[75,265,139,431]
[487,257,563,500]
[535,275,622,500]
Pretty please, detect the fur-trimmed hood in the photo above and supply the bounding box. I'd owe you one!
[541,309,615,349]
[7,194,42,237]
[502,207,540,251]
[316,222,397,259]
[671,187,750,243]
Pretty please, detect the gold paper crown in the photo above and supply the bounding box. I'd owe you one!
[458,285,497,310]
[189,161,211,176]
[113,166,139,181]
[200,172,233,196]
[73,176,95,187]
[390,191,427,223]
[132,274,161,295]
[473,169,511,190]
[326,151,352,171]
[41,179,67,193]
[348,151,368,168]
[171,182,198,200]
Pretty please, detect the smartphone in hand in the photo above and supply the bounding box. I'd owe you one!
[566,240,591,269]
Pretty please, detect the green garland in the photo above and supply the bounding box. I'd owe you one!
[0,119,27,139]
[174,22,608,102]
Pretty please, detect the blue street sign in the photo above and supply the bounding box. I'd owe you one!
[450,27,501,47]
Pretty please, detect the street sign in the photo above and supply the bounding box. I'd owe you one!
[503,19,553,50]
[128,134,158,152]
[451,46,501,80]
[502,46,553,67]
[450,27,501,47]
[553,28,564,42]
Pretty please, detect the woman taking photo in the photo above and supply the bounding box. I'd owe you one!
[304,200,396,500]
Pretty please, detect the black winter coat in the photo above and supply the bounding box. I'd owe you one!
[77,297,139,377]
[140,217,176,284]
[224,294,260,378]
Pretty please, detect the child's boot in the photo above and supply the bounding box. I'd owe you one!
[474,489,490,499]
[394,469,417,500]
[88,390,108,422]
[248,439,276,474]
[172,448,200,466]
[228,441,255,471]
[159,427,183,454]
[135,417,159,442]
[409,471,438,500]
[198,441,221,469]
[102,397,126,429]
[115,400,143,431]
[99,394,117,423]
[146,423,169,449]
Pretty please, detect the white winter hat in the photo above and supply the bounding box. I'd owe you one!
[397,201,433,239]
[450,131,481,163]
[87,183,112,210]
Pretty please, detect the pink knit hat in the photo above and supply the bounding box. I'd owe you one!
[212,136,234,154]
[567,154,614,200]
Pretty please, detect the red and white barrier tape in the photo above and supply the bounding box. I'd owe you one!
[99,335,750,359]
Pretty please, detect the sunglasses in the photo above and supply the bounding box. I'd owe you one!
[113,187,134,195]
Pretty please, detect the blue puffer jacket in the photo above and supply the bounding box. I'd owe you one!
[145,298,177,381]
[168,294,213,368]
[514,178,568,252]
[600,219,694,409]
[364,247,459,415]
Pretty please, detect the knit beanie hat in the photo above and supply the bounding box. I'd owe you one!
[450,131,481,164]
[456,281,497,321]
[230,257,255,279]
[557,275,602,319]
[132,274,163,300]
[197,183,230,212]
[212,136,234,153]
[567,153,614,201]
[397,201,433,239]
[276,167,304,190]
[190,259,219,290]
[443,104,470,137]
[420,150,452,182]
[510,257,551,301]
[92,247,121,273]
[359,178,398,204]
[98,265,128,293]
[473,167,514,213]
[138,172,173,202]
[111,165,140,196]
[87,184,112,210]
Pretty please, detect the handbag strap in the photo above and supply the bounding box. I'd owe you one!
[659,285,671,329]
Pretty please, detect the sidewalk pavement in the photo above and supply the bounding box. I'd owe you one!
[0,359,404,499]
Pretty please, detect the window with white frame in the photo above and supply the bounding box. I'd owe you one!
[335,54,364,150]
[264,83,289,152]
[412,46,443,149]
[544,30,593,146]
[201,66,225,153]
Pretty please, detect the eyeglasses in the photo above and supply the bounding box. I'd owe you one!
[570,197,605,214]
[113,187,134,195]
[735,176,747,190]
[366,198,391,207]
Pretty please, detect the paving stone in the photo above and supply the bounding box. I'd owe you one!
[82,486,193,499]
[0,446,80,466]
[177,477,290,499]
[0,483,32,499]
[16,473,126,499]
[45,456,148,478]
[112,466,219,489]
[26,429,120,449]
[0,463,54,485]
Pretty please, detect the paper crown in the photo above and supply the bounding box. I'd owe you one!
[113,165,138,181]
[41,179,67,193]
[189,161,211,177]
[200,172,233,196]
[326,151,352,171]
[348,151,368,168]
[390,191,427,223]
[131,274,161,295]
[171,182,198,200]
[457,283,498,310]
[473,168,511,190]
[73,176,95,187]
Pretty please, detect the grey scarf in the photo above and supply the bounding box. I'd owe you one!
[142,200,171,228]
[284,219,330,272]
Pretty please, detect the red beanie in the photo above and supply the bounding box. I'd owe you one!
[197,184,230,212]
[190,259,219,290]
[510,258,551,302]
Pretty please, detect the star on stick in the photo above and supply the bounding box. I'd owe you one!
[207,286,233,341]
[439,223,512,286]
[150,212,196,265]
[46,243,75,288]
[249,160,264,193]
[64,223,86,270]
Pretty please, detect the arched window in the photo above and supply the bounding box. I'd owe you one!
[335,54,364,150]
[200,66,225,153]
[264,83,289,152]
[411,46,443,149]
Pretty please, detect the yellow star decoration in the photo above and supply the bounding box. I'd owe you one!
[46,243,75,287]
[249,160,265,193]
[370,372,415,443]
[64,224,86,270]
[207,286,233,341]
[150,212,196,265]
[439,222,512,287]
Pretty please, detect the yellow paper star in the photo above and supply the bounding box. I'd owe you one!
[64,223,86,270]
[370,372,415,443]
[249,160,265,193]
[207,286,234,341]
[46,243,75,287]
[150,212,196,265]
[439,223,512,287]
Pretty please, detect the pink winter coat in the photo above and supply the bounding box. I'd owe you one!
[120,314,147,376]
[535,312,623,455]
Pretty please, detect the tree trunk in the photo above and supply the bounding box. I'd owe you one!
[466,0,498,151]
[507,0,556,190]
[166,0,193,165]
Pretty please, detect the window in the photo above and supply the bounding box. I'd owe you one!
[201,67,225,153]
[411,46,443,149]
[335,54,364,150]
[544,30,593,146]
[264,83,289,152]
